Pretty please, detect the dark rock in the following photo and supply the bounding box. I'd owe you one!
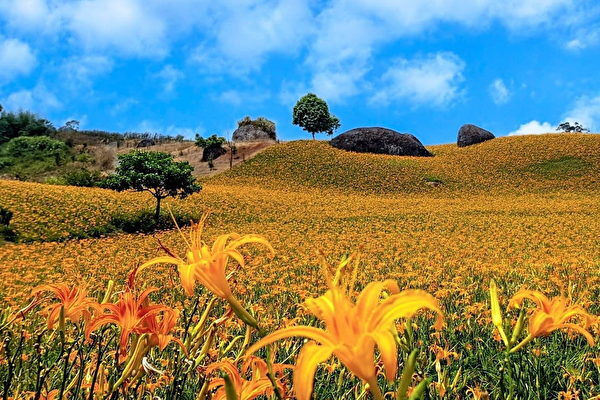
[136,138,156,148]
[457,124,495,147]
[330,127,432,157]
[232,125,276,142]
[201,143,226,162]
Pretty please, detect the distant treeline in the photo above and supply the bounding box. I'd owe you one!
[0,105,187,146]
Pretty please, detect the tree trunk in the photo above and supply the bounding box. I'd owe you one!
[154,196,161,223]
[311,132,315,140]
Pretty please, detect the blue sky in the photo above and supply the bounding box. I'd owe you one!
[1,0,600,144]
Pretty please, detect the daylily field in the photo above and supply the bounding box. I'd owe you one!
[1,135,599,399]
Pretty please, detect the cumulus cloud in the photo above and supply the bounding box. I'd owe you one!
[489,79,511,104]
[2,83,61,113]
[562,95,600,131]
[370,52,465,107]
[65,0,168,57]
[508,120,555,136]
[0,38,37,82]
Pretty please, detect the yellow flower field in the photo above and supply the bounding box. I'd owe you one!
[0,135,599,399]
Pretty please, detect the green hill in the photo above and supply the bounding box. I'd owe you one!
[210,134,600,194]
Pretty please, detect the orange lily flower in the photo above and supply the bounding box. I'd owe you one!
[206,357,291,400]
[139,215,274,299]
[246,280,444,400]
[86,288,168,358]
[508,289,597,352]
[32,284,100,330]
[142,308,184,352]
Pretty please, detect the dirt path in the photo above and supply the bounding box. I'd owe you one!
[117,141,276,177]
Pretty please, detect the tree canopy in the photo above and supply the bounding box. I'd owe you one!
[292,93,340,140]
[103,151,201,221]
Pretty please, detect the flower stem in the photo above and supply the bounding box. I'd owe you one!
[367,378,386,400]
[509,334,534,354]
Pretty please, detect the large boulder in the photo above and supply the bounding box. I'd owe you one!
[330,127,432,157]
[457,124,495,147]
[232,124,276,142]
[201,143,226,162]
[136,138,156,148]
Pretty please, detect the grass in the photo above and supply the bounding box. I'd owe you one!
[525,156,592,179]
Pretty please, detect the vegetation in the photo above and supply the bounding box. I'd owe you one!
[194,134,226,148]
[293,93,340,140]
[0,205,16,242]
[0,107,56,144]
[103,151,201,222]
[0,134,599,399]
[557,121,589,133]
[0,136,72,179]
[237,116,277,139]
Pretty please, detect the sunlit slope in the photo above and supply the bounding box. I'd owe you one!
[211,134,600,194]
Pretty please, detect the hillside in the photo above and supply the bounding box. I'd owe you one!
[211,134,600,194]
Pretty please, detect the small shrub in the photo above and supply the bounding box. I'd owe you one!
[109,209,200,234]
[0,206,17,242]
[63,169,103,187]
[195,134,226,148]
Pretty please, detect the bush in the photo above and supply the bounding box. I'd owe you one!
[63,169,103,187]
[237,116,276,138]
[0,206,17,242]
[4,136,70,162]
[109,209,200,234]
[195,134,226,148]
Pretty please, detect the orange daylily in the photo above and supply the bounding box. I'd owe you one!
[206,357,291,400]
[32,284,100,330]
[142,308,184,352]
[86,288,168,358]
[508,289,597,352]
[139,215,274,299]
[246,280,444,400]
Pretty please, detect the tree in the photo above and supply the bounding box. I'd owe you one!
[195,134,227,162]
[0,110,56,144]
[557,122,589,133]
[103,151,201,222]
[292,93,340,140]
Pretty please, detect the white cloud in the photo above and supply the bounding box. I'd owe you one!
[370,52,465,107]
[508,120,555,136]
[61,55,113,88]
[0,38,37,82]
[563,95,600,131]
[156,65,183,94]
[66,0,168,57]
[489,79,511,104]
[297,0,577,101]
[2,83,61,113]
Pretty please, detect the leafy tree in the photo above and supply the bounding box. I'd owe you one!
[103,151,201,222]
[556,122,589,133]
[194,134,226,148]
[0,110,56,144]
[292,93,340,140]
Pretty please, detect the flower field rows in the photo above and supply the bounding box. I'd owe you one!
[0,135,599,399]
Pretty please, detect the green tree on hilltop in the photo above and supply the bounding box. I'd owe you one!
[293,93,340,140]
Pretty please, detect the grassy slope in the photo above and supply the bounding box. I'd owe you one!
[210,134,600,194]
